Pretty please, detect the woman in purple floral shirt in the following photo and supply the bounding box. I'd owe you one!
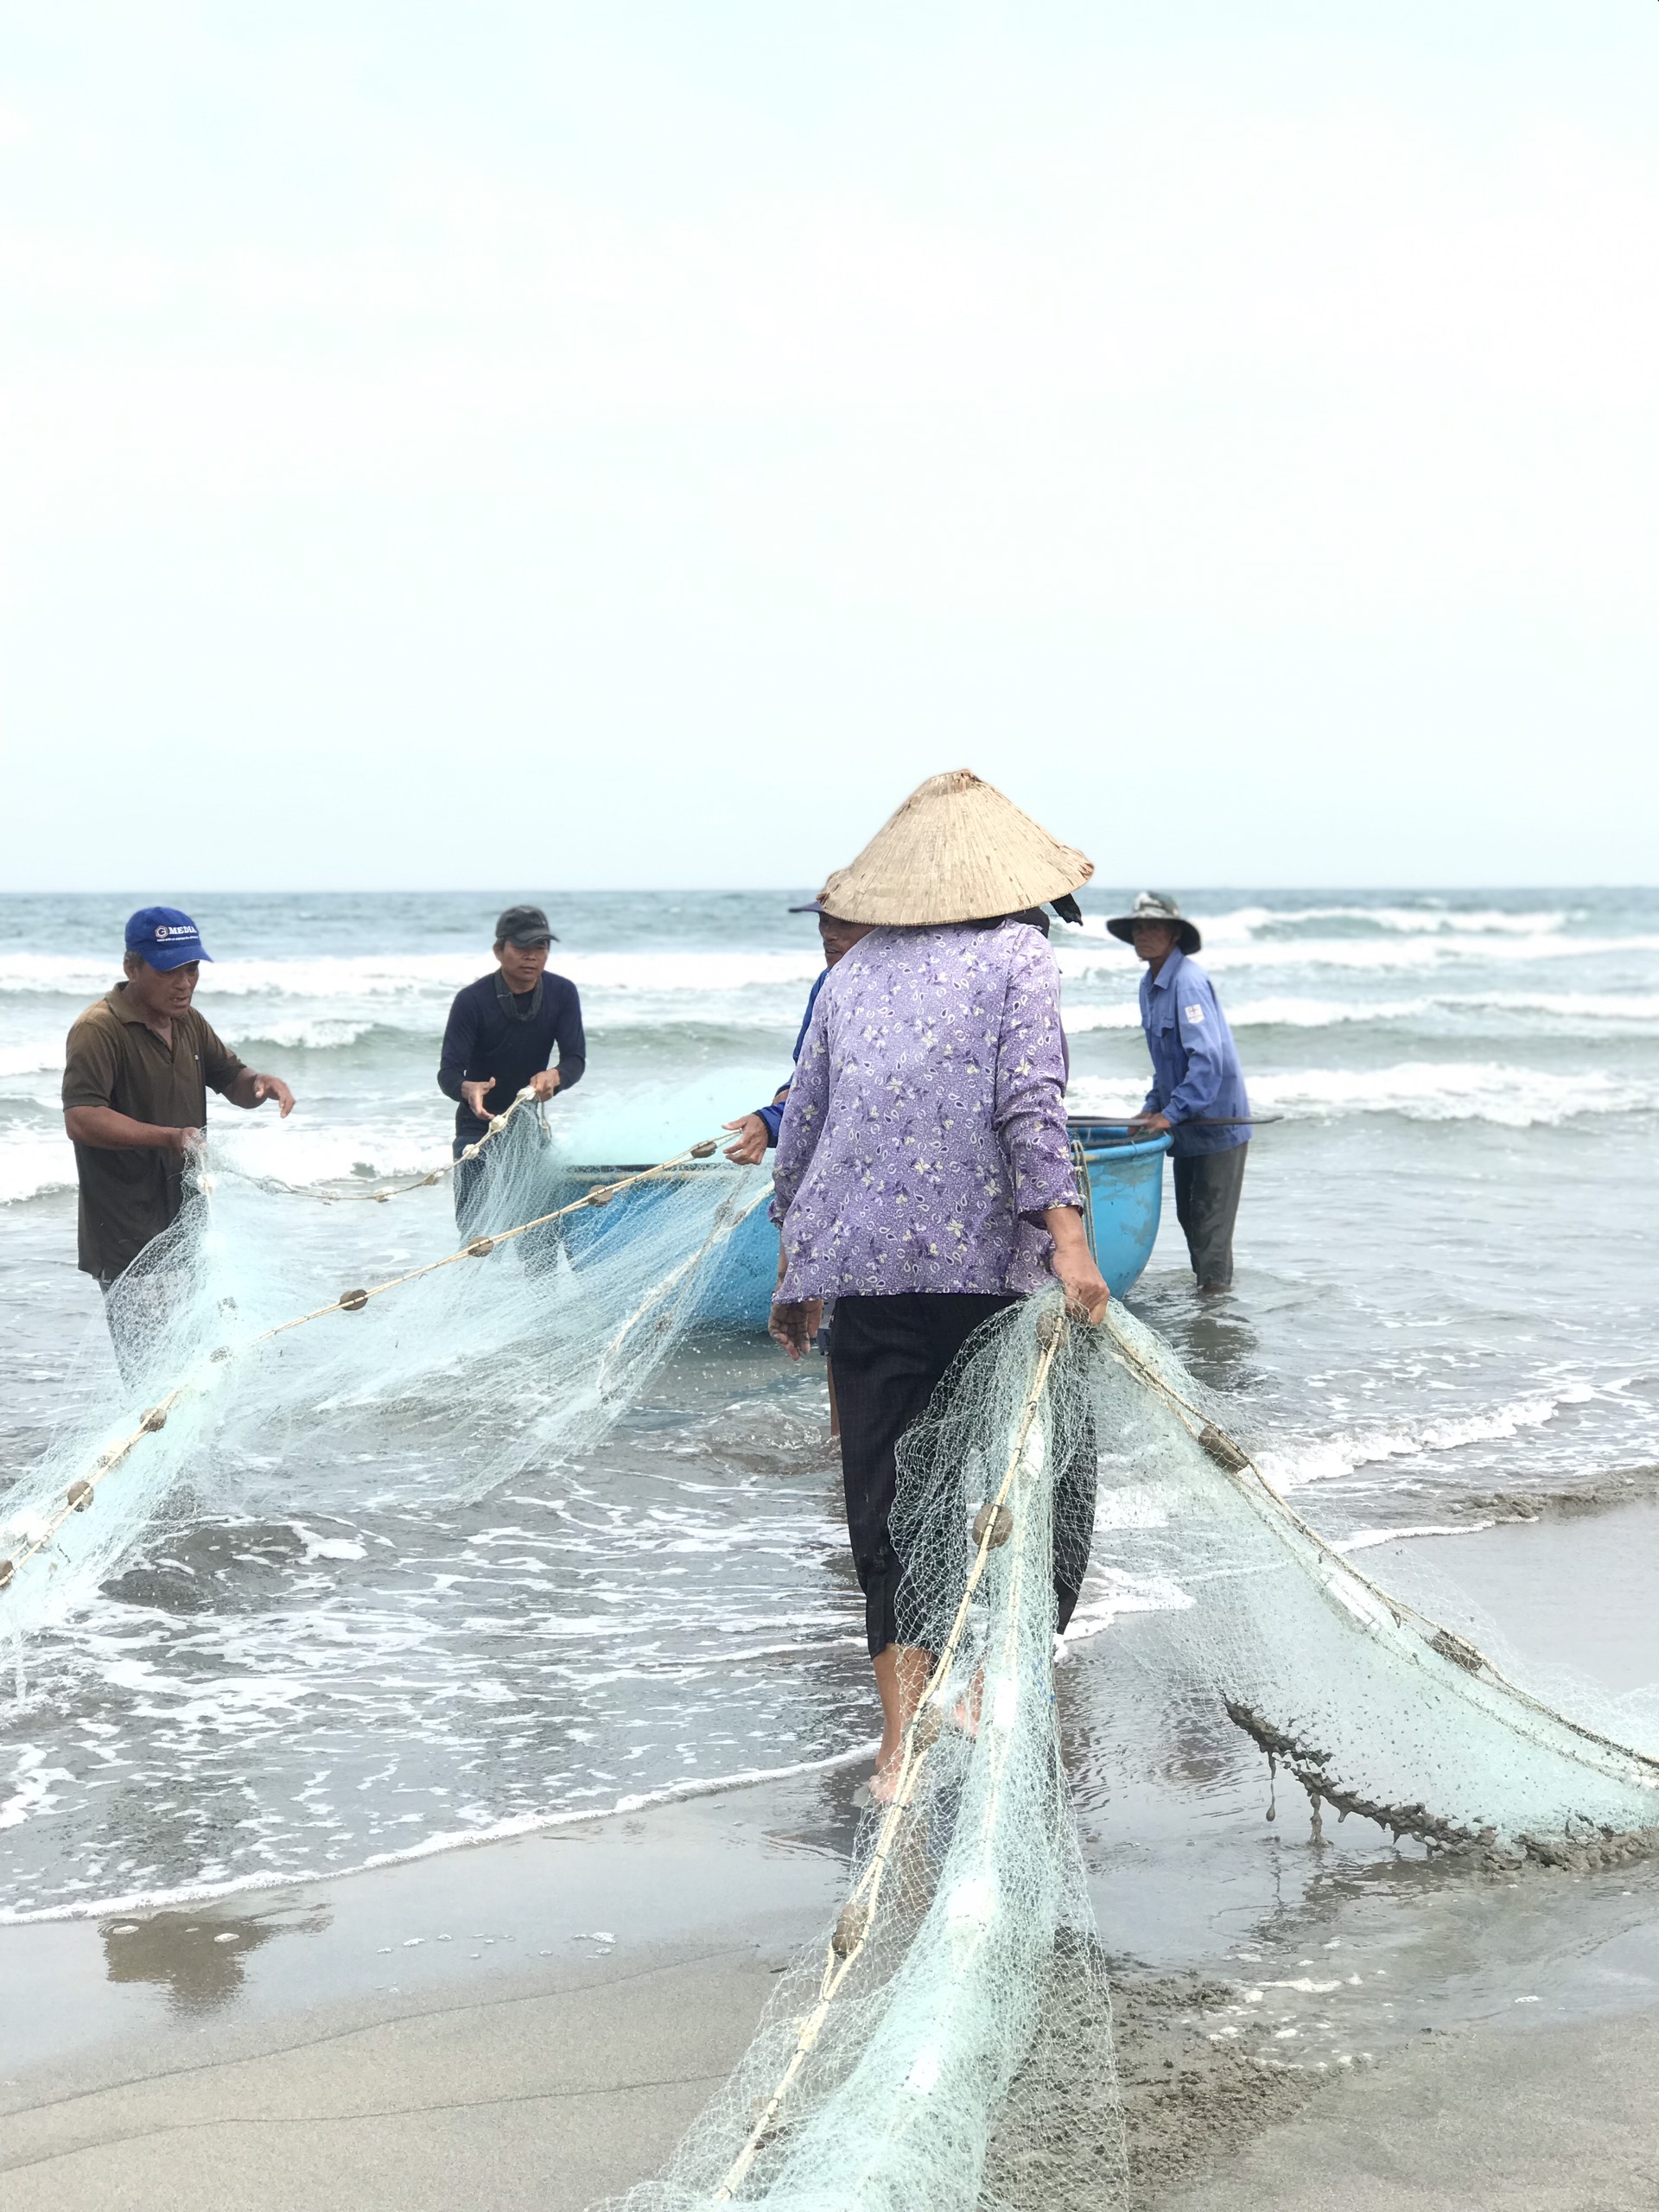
[768,772,1109,1800]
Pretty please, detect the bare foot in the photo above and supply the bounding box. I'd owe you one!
[868,1736,904,1804]
[867,1643,931,1808]
[951,1667,986,1738]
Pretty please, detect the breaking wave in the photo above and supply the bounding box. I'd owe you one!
[0,950,824,1001]
[1255,1386,1597,1491]
[1068,1062,1659,1128]
[1063,992,1659,1033]
[1060,932,1659,982]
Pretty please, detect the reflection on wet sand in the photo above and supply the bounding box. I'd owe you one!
[100,1904,329,2013]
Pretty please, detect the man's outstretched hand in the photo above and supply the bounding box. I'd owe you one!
[723,1115,770,1166]
[250,1073,296,1118]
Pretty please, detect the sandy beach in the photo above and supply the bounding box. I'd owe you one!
[4,1756,1656,2211]
[1,1774,849,2211]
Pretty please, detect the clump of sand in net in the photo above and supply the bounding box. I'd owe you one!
[606,1293,1659,2211]
[0,1105,771,1637]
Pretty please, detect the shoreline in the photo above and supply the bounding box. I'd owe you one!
[0,1742,875,1930]
[11,1490,1656,1933]
[1,1765,856,2209]
[6,1758,1659,2209]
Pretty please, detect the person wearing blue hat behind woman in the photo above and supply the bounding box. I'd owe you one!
[1110,892,1250,1294]
[721,893,872,1167]
[61,907,296,1357]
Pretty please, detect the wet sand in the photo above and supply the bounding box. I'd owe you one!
[1160,2005,1659,2210]
[1114,1974,1659,2208]
[5,1504,1657,2207]
[1,1777,850,2210]
[5,1756,1657,2209]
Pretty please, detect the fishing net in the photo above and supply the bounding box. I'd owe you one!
[605,1293,1659,2212]
[0,1103,771,1637]
[601,1295,1129,2212]
[1091,1302,1659,1866]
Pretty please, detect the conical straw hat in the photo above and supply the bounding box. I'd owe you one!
[820,770,1093,927]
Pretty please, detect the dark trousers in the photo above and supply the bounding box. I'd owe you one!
[830,1293,1096,1657]
[452,1139,573,1286]
[1172,1142,1248,1288]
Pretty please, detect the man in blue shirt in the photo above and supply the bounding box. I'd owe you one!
[1112,892,1249,1294]
[721,895,870,1164]
[437,904,585,1224]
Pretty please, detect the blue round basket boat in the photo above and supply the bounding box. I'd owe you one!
[559,1117,1171,1330]
[1064,1119,1173,1298]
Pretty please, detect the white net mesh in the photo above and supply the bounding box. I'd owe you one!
[0,1104,770,1637]
[604,1294,1659,2211]
[1092,1301,1659,1867]
[602,1295,1128,2212]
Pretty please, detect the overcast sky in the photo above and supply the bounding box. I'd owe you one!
[3,3,1656,892]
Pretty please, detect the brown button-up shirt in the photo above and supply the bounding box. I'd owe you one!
[61,984,246,1279]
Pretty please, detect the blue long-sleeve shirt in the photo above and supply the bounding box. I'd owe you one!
[1137,948,1249,1158]
[754,969,828,1145]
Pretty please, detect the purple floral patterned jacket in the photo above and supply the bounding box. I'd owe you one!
[771,921,1078,1300]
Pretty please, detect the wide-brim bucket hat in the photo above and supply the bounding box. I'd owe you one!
[1106,891,1201,956]
[818,770,1093,927]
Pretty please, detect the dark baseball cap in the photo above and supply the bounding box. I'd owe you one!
[125,906,213,971]
[494,903,557,947]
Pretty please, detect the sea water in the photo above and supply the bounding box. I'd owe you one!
[2,887,1657,1931]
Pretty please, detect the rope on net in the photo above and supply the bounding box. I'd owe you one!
[593,1183,777,1400]
[0,1125,733,1602]
[710,1304,1070,2203]
[1067,1134,1099,1261]
[1096,1303,1659,1836]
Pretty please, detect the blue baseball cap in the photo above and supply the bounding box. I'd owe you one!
[125,906,213,971]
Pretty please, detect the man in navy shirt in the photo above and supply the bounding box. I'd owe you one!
[1111,892,1250,1294]
[437,904,586,1221]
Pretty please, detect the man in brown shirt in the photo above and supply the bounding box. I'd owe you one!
[62,906,296,1290]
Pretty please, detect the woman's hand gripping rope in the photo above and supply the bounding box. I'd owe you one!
[0,1135,737,1603]
[1046,1201,1110,1323]
[769,1202,1107,1355]
[711,1302,1071,2202]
